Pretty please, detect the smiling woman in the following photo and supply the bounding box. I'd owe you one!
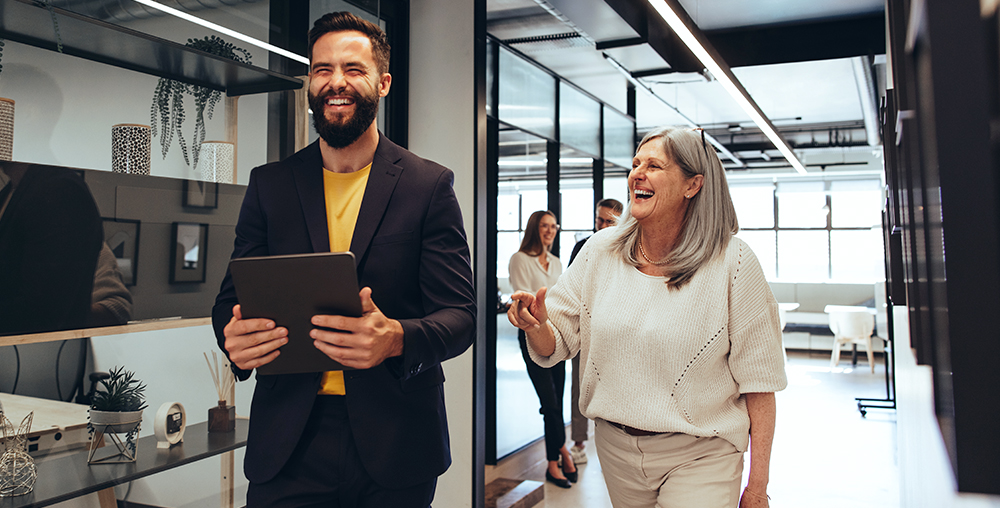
[509,126,786,508]
[612,126,738,287]
[507,209,579,488]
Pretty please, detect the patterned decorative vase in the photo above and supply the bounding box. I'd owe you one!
[197,141,235,183]
[111,124,152,175]
[0,98,13,162]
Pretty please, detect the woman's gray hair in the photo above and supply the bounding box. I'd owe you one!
[609,126,739,288]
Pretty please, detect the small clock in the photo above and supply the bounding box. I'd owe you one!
[154,402,186,449]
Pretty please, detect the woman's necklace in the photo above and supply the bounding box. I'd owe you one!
[638,237,671,266]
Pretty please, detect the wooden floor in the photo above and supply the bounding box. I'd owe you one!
[497,350,899,508]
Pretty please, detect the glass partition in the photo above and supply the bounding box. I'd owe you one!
[604,161,630,208]
[495,127,552,459]
[559,146,595,253]
[559,82,601,158]
[498,46,556,139]
[487,37,496,118]
[488,37,637,463]
[604,105,635,170]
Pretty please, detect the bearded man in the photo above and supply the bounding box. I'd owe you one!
[212,11,475,508]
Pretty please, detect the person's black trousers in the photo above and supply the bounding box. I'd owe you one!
[518,330,567,462]
[246,395,437,508]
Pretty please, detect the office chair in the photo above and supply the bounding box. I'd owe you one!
[828,310,876,373]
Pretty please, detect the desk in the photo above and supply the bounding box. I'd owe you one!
[823,305,876,314]
[0,420,248,508]
[0,394,90,456]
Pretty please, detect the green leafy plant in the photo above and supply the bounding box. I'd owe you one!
[39,0,63,53]
[90,366,148,412]
[150,35,251,169]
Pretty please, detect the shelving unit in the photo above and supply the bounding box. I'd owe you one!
[0,0,302,96]
[0,420,249,508]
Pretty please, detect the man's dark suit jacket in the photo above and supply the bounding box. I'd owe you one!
[212,135,476,489]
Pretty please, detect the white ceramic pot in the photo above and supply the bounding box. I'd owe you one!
[88,409,143,434]
[197,140,235,183]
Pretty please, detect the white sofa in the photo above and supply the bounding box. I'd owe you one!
[769,282,886,353]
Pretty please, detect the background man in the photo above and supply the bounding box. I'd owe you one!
[567,197,623,464]
[212,12,476,508]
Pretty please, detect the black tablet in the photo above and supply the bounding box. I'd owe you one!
[228,252,362,375]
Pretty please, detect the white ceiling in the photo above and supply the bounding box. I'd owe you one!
[487,0,887,171]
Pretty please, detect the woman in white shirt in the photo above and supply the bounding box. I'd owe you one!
[509,127,787,507]
[508,210,577,488]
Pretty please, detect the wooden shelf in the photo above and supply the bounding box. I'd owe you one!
[0,0,302,96]
[0,318,214,347]
[0,420,249,508]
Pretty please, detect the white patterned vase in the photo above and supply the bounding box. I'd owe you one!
[197,141,235,183]
[111,124,152,175]
[0,98,13,162]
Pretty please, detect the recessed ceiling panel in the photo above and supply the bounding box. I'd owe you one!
[602,45,670,74]
[636,80,748,130]
[733,58,863,125]
[546,0,639,41]
[677,0,884,31]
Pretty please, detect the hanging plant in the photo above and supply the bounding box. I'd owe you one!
[36,0,64,53]
[150,36,251,169]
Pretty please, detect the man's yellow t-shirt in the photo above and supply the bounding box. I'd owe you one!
[318,163,371,395]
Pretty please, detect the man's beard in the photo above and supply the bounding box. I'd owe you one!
[309,88,380,149]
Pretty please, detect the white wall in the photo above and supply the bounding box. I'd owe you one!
[409,0,478,507]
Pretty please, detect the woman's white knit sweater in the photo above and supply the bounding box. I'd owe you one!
[527,230,788,452]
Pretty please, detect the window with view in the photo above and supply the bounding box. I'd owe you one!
[731,177,885,283]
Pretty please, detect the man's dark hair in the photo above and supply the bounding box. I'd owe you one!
[597,198,624,215]
[308,11,391,75]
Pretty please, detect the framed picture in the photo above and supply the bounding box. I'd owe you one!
[102,218,140,286]
[170,222,208,283]
[183,180,218,209]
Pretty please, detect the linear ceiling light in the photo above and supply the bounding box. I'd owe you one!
[604,53,745,169]
[132,0,310,65]
[646,0,807,174]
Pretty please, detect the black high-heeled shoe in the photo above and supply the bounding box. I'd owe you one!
[545,470,572,489]
[562,466,578,483]
[562,461,578,483]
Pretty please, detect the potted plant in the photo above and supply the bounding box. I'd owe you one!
[150,35,251,170]
[87,366,147,463]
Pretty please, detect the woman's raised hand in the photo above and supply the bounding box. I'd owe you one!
[507,287,548,331]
